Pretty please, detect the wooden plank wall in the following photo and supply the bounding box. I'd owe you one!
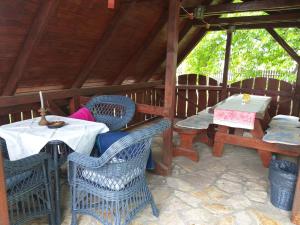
[228,77,295,116]
[176,74,220,118]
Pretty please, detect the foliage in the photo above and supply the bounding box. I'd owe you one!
[180,28,299,83]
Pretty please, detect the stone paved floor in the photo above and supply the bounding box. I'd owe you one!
[30,134,295,225]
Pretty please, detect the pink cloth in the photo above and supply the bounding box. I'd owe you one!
[213,109,256,130]
[69,107,95,122]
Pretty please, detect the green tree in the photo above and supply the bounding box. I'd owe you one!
[180,28,299,83]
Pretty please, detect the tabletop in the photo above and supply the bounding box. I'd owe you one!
[213,94,272,130]
[0,115,109,161]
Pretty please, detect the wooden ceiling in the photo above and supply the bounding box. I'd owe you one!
[0,0,299,95]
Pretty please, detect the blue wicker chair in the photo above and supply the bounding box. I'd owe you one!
[85,95,136,131]
[68,119,170,225]
[0,139,55,225]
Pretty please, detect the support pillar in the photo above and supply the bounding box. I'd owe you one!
[221,29,233,100]
[293,64,300,117]
[0,153,9,225]
[156,0,180,176]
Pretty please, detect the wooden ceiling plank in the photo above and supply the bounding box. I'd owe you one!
[112,10,168,85]
[181,0,300,17]
[71,4,132,88]
[266,28,300,63]
[193,13,300,27]
[2,0,60,96]
[138,20,194,83]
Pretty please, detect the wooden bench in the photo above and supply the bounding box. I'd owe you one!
[173,109,214,162]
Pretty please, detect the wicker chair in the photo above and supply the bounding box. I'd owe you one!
[68,119,170,225]
[85,95,136,131]
[0,139,55,225]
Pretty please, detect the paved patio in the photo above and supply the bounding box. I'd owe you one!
[30,133,295,225]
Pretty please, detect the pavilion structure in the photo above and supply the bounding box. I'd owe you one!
[0,0,299,224]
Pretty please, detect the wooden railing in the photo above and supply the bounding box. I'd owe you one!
[0,82,164,126]
[228,77,296,117]
[162,74,298,118]
[0,76,297,125]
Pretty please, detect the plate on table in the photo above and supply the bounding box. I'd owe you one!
[47,121,66,129]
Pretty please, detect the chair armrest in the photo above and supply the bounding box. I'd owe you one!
[68,152,104,168]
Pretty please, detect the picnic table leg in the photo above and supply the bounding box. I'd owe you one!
[292,159,300,225]
[213,126,228,157]
[173,128,200,162]
[251,119,272,168]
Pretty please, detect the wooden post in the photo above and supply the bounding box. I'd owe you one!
[0,153,9,225]
[292,158,300,225]
[221,29,233,100]
[156,0,180,176]
[293,65,300,117]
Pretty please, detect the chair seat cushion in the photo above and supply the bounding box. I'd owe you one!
[6,171,32,190]
[69,107,95,122]
[96,131,155,169]
[82,167,142,191]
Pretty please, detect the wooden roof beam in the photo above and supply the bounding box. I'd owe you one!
[112,10,168,85]
[181,0,300,17]
[71,5,131,88]
[2,0,59,96]
[177,29,207,65]
[204,22,300,31]
[193,13,300,27]
[266,28,300,63]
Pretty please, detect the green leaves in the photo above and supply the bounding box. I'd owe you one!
[180,28,298,83]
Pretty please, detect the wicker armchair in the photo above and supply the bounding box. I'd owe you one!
[0,139,55,225]
[68,119,170,225]
[85,95,136,131]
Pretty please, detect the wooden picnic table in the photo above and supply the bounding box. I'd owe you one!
[212,94,300,225]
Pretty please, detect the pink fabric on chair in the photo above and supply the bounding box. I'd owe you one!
[69,107,95,122]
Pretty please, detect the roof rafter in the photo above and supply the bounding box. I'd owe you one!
[71,4,132,88]
[2,0,60,96]
[205,22,300,30]
[177,28,207,65]
[138,20,193,83]
[266,28,300,63]
[112,8,168,85]
[193,13,300,27]
[181,0,300,17]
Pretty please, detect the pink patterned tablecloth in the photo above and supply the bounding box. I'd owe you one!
[214,108,256,129]
[213,94,271,130]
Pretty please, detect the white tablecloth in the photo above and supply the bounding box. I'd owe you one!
[0,115,109,161]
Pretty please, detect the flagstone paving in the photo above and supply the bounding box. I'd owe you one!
[30,134,295,225]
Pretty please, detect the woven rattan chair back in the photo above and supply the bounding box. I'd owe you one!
[86,95,136,131]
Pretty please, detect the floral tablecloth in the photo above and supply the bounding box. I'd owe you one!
[213,94,271,130]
